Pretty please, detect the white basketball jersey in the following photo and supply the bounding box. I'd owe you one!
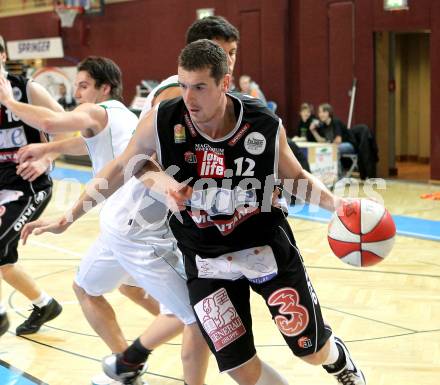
[140,75,179,119]
[83,100,137,175]
[83,99,170,240]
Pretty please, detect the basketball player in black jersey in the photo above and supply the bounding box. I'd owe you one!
[20,40,367,385]
[0,42,63,337]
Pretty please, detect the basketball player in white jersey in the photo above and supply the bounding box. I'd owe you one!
[0,56,209,385]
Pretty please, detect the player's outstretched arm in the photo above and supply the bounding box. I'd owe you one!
[0,77,104,134]
[17,136,88,163]
[277,124,341,212]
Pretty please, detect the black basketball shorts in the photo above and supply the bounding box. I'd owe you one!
[183,225,332,372]
[0,187,52,265]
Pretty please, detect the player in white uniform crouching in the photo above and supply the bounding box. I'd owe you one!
[0,56,209,385]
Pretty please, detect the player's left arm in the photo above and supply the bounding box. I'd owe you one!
[12,81,71,181]
[277,124,341,212]
[0,78,101,134]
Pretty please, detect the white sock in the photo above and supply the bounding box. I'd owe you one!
[255,361,289,385]
[32,292,52,308]
[0,304,6,315]
[323,335,340,365]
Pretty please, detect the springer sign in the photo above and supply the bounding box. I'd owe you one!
[7,37,64,60]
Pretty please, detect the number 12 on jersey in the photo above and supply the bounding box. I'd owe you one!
[234,157,255,176]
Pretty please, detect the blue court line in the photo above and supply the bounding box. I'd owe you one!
[0,360,45,385]
[288,204,440,242]
[50,166,93,184]
[51,166,440,242]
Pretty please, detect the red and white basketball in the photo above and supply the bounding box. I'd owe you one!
[327,199,396,267]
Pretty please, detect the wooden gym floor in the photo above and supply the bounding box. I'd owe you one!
[1,170,439,385]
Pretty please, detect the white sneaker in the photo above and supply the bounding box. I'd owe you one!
[324,337,366,385]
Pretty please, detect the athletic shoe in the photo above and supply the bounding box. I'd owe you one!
[102,353,148,385]
[0,312,9,337]
[323,337,366,385]
[16,298,63,335]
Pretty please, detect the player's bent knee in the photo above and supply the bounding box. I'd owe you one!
[72,281,86,298]
[72,281,100,301]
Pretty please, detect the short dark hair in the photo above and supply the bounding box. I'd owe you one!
[319,103,333,117]
[77,56,123,101]
[0,43,5,54]
[186,16,239,44]
[179,39,228,84]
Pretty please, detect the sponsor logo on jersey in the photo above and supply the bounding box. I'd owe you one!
[188,206,260,236]
[189,187,257,216]
[12,87,22,101]
[0,126,28,149]
[174,124,186,143]
[196,149,225,178]
[228,123,251,146]
[184,113,197,137]
[194,288,246,351]
[194,143,224,154]
[244,132,266,155]
[184,151,197,164]
[0,150,18,163]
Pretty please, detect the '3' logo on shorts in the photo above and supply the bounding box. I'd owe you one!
[267,288,309,337]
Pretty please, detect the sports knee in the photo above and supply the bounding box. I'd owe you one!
[72,281,92,301]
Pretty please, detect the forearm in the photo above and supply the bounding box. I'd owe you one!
[4,99,58,132]
[49,136,88,156]
[283,169,339,212]
[65,158,127,223]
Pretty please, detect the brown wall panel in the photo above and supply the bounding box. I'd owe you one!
[430,1,440,180]
[328,1,354,124]
[239,10,262,83]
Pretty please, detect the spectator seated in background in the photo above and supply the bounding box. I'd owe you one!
[310,103,357,177]
[297,102,320,142]
[239,74,267,106]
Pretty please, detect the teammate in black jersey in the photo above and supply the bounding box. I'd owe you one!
[0,42,63,337]
[19,41,367,385]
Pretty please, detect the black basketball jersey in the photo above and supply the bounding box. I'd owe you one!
[156,92,289,258]
[0,73,52,192]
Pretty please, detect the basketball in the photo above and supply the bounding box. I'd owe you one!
[328,199,396,267]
